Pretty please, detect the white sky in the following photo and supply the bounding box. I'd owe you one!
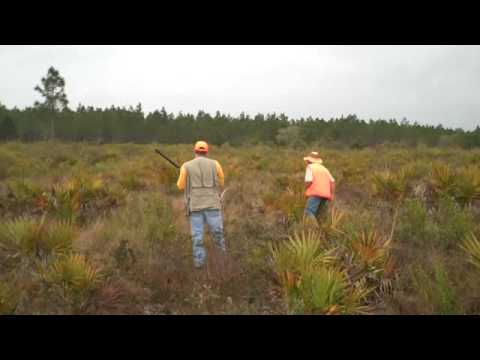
[0,45,479,130]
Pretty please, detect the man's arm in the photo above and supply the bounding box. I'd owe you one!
[177,165,186,190]
[305,165,313,191]
[215,161,224,188]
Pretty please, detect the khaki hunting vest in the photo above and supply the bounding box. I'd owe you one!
[184,156,221,213]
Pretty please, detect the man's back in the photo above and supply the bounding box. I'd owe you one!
[179,156,224,212]
[184,157,218,189]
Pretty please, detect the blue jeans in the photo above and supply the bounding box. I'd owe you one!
[189,209,226,268]
[304,196,328,219]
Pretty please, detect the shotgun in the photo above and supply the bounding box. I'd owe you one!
[154,149,180,169]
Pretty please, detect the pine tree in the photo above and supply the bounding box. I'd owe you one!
[34,66,69,140]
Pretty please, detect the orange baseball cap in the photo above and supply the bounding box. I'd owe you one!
[194,141,209,153]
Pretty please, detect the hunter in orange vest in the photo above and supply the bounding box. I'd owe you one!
[303,151,335,220]
[177,141,226,269]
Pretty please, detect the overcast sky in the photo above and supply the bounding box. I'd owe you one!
[0,45,479,130]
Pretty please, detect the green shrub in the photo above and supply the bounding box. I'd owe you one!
[397,199,434,245]
[410,258,461,314]
[143,196,176,250]
[432,196,476,249]
[97,193,176,256]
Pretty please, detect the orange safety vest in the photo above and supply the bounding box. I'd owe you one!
[305,163,335,200]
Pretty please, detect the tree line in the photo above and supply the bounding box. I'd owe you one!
[1,67,479,148]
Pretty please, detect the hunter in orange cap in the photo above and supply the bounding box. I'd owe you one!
[177,141,226,269]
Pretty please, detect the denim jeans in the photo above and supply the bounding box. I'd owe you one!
[189,209,226,268]
[304,196,328,219]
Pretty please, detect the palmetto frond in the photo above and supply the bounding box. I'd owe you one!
[0,216,46,256]
[270,229,336,293]
[430,163,457,197]
[323,207,347,236]
[298,267,347,314]
[460,232,480,270]
[271,229,334,275]
[298,267,373,315]
[455,166,480,206]
[0,217,76,258]
[46,254,100,295]
[44,221,76,255]
[350,229,391,268]
[371,170,408,202]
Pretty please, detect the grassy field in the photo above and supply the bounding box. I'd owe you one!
[1,141,480,314]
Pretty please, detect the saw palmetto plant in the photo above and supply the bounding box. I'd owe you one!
[460,232,480,270]
[430,162,457,199]
[0,216,76,258]
[49,180,83,222]
[0,216,46,257]
[296,267,347,314]
[45,254,101,301]
[342,278,374,315]
[345,229,394,296]
[43,176,124,223]
[270,229,335,292]
[371,169,411,203]
[270,228,375,314]
[454,166,480,206]
[350,229,391,269]
[294,267,372,315]
[43,221,77,256]
[320,207,348,241]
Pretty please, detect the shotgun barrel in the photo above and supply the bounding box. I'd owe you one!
[154,149,180,169]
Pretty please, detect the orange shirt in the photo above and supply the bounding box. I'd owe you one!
[305,163,335,199]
